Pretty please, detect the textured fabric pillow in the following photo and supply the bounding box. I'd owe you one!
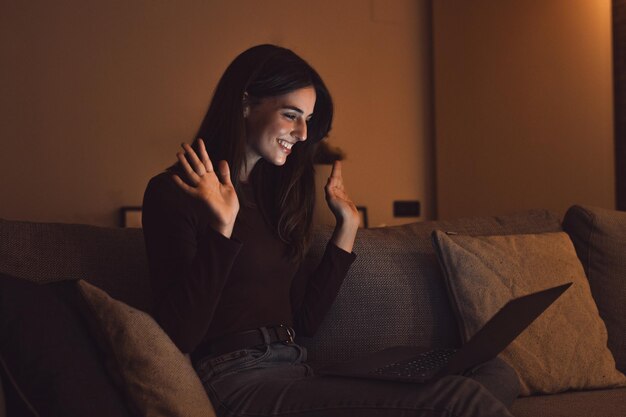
[0,273,133,417]
[431,231,626,395]
[563,205,626,373]
[76,280,216,417]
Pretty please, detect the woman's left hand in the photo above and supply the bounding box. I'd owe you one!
[325,161,360,227]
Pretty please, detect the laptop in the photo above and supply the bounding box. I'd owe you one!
[318,282,572,383]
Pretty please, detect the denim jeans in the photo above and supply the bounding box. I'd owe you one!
[195,336,519,417]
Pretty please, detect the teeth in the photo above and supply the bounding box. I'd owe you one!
[278,139,293,150]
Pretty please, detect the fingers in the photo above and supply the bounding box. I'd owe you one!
[330,160,343,179]
[327,160,344,190]
[181,142,207,174]
[196,138,214,173]
[175,141,233,190]
[172,174,195,194]
[217,160,233,185]
[177,151,201,184]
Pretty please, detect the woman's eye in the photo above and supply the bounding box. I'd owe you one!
[283,113,297,121]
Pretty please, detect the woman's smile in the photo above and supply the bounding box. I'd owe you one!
[277,138,295,153]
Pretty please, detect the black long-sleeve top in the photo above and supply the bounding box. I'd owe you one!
[142,172,356,359]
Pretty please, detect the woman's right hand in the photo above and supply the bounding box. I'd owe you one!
[172,138,239,238]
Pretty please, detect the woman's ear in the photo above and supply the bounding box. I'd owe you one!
[242,92,250,118]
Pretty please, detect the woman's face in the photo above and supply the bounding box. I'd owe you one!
[244,86,316,169]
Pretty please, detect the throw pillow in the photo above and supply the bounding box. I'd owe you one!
[0,273,133,417]
[431,231,626,395]
[76,279,216,417]
[563,205,626,372]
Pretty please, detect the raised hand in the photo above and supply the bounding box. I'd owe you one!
[172,138,239,238]
[325,161,360,227]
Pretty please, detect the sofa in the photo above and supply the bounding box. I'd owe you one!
[1,205,625,416]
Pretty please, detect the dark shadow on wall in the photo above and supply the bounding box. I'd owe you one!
[614,0,626,210]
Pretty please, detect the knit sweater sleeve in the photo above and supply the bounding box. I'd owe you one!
[290,242,356,337]
[142,174,242,353]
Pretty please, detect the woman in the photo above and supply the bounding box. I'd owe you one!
[142,44,519,417]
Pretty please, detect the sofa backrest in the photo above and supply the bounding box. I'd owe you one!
[0,219,152,312]
[0,209,562,364]
[298,209,563,364]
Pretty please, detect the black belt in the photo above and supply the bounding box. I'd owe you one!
[199,325,295,358]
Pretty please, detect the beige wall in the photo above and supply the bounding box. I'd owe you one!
[433,0,615,219]
[0,0,433,227]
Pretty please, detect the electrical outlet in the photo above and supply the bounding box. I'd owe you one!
[393,201,420,217]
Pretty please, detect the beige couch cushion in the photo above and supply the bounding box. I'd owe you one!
[77,280,215,417]
[432,231,626,395]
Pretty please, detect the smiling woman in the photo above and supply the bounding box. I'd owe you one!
[141,44,519,417]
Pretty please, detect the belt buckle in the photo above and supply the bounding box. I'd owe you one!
[279,324,295,344]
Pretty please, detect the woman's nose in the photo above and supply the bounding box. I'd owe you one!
[292,119,307,142]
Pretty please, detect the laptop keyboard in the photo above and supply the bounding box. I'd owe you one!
[372,348,458,378]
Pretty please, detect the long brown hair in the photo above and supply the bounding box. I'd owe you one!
[192,45,333,262]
